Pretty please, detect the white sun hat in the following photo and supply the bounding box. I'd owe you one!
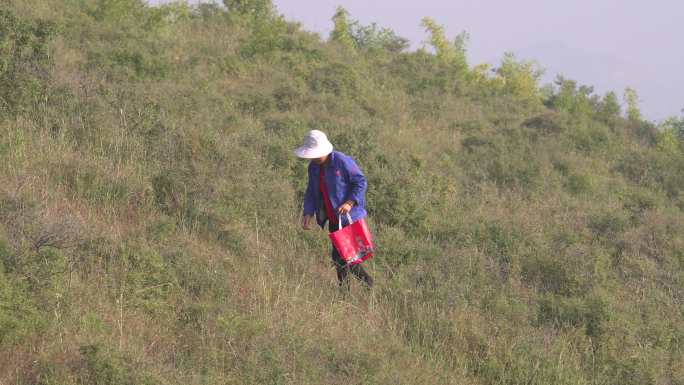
[294,130,334,158]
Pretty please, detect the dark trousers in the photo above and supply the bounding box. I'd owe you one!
[329,221,373,289]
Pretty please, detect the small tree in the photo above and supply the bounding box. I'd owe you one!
[660,114,684,140]
[495,52,543,105]
[596,91,621,123]
[330,6,354,49]
[546,76,595,117]
[328,7,408,54]
[350,22,408,53]
[624,87,642,121]
[599,91,620,115]
[223,0,273,19]
[420,17,467,70]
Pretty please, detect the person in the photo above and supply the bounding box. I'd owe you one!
[295,130,374,289]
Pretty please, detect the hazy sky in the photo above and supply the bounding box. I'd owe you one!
[153,1,684,121]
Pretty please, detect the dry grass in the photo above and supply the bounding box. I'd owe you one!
[0,1,682,384]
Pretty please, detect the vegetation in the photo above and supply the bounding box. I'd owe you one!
[0,0,682,384]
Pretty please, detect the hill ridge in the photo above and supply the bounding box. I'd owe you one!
[0,1,682,384]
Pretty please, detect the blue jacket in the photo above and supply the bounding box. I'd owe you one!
[303,151,368,228]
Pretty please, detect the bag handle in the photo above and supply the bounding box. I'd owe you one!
[337,213,354,230]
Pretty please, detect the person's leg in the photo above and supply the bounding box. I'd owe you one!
[350,263,373,288]
[332,241,373,289]
[331,245,350,290]
[329,221,373,290]
[329,221,349,289]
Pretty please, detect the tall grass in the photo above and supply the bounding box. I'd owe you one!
[0,1,682,384]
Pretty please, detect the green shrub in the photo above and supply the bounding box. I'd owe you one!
[565,173,593,195]
[487,153,541,191]
[54,161,129,205]
[622,189,658,221]
[522,254,580,296]
[461,135,493,152]
[494,52,544,106]
[0,10,55,117]
[88,0,147,23]
[572,124,611,153]
[390,50,461,95]
[309,63,360,97]
[470,222,530,281]
[523,111,565,135]
[272,83,304,112]
[588,211,629,240]
[329,6,354,50]
[117,244,169,286]
[545,76,596,118]
[224,0,274,18]
[350,21,409,54]
[87,46,170,79]
[152,169,216,231]
[146,217,176,241]
[537,294,608,339]
[370,182,426,230]
[376,226,440,268]
[165,249,229,299]
[236,91,274,116]
[0,249,46,345]
[77,344,157,385]
[0,1,682,383]
[552,158,570,176]
[596,91,621,124]
[473,342,585,385]
[615,150,652,185]
[219,55,246,76]
[239,17,290,58]
[421,17,467,70]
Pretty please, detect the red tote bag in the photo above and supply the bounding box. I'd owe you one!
[329,214,375,265]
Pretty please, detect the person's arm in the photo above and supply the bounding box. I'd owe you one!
[342,156,367,211]
[303,173,315,216]
[302,163,316,229]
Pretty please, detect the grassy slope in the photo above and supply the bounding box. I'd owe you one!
[0,1,682,384]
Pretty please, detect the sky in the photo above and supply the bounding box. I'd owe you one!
[152,0,684,122]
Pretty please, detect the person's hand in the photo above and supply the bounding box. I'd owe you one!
[337,200,354,215]
[301,215,314,230]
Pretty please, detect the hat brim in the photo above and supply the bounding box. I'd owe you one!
[294,142,333,159]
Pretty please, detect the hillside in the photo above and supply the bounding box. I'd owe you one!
[1,1,683,384]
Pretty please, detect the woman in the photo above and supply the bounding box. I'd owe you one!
[295,130,374,289]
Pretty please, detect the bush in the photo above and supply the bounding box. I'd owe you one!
[0,10,55,117]
[615,150,652,185]
[224,0,274,18]
[493,52,544,106]
[0,249,46,345]
[472,222,529,281]
[309,63,360,97]
[522,253,580,296]
[545,76,596,118]
[77,344,158,385]
[571,124,611,153]
[272,82,306,112]
[390,50,462,95]
[537,294,608,339]
[588,211,629,240]
[53,161,130,205]
[236,91,274,116]
[239,16,291,58]
[523,111,565,135]
[565,173,593,195]
[1,1,683,383]
[87,46,170,80]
